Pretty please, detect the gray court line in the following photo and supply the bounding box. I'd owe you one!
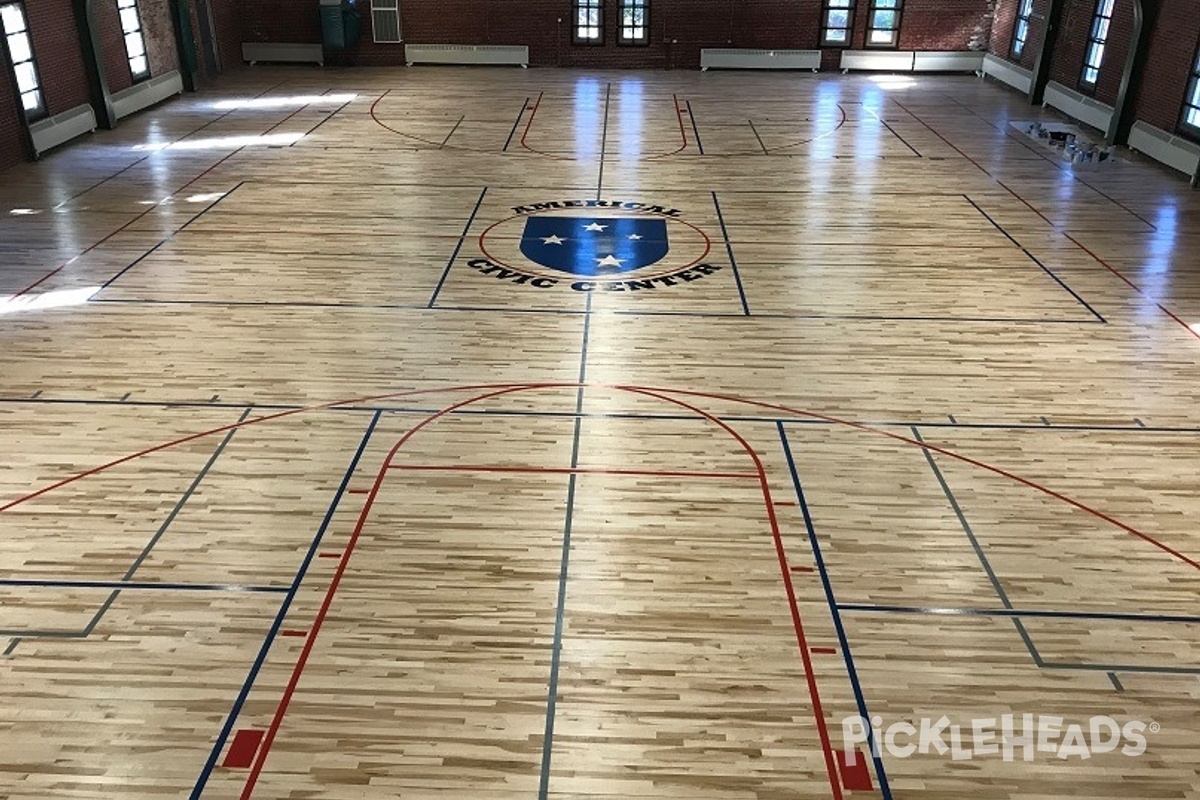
[747,119,768,154]
[597,83,611,200]
[440,115,465,149]
[4,407,251,656]
[911,425,1045,667]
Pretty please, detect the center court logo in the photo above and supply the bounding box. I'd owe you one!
[842,714,1157,763]
[470,198,722,292]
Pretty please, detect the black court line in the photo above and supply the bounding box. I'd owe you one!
[85,296,1099,324]
[538,293,591,799]
[863,105,922,157]
[503,98,529,152]
[962,195,1106,323]
[0,579,288,593]
[597,83,611,201]
[747,119,769,154]
[4,407,250,655]
[4,395,1192,434]
[911,426,1046,668]
[686,100,704,155]
[94,182,247,295]
[710,191,751,315]
[426,186,488,308]
[440,115,465,149]
[190,410,382,798]
[292,94,357,143]
[837,602,1200,626]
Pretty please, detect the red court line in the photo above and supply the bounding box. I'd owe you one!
[386,464,756,479]
[620,385,845,800]
[645,94,689,160]
[835,748,875,792]
[237,385,545,799]
[891,98,1200,344]
[222,729,264,769]
[811,647,838,655]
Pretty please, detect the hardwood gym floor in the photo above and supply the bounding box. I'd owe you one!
[1,67,1199,799]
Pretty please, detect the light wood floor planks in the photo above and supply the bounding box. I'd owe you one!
[1,66,1199,800]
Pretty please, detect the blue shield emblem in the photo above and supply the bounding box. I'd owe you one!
[520,217,669,276]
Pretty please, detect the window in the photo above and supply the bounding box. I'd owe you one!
[370,0,401,43]
[117,0,149,81]
[0,2,44,119]
[618,0,648,45]
[866,0,902,48]
[573,0,602,44]
[1010,0,1034,59]
[1080,0,1114,88]
[821,0,854,47]
[1184,46,1200,133]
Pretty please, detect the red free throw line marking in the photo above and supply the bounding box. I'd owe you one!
[812,647,838,655]
[836,748,875,792]
[621,386,845,800]
[238,385,544,799]
[222,729,264,769]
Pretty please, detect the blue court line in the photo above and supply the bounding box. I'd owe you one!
[3,407,250,656]
[778,423,893,800]
[962,195,1106,323]
[503,97,530,152]
[710,191,750,315]
[426,186,488,309]
[836,602,1200,626]
[538,292,591,799]
[0,579,287,593]
[84,297,1098,324]
[686,100,704,155]
[189,410,381,799]
[911,426,1045,667]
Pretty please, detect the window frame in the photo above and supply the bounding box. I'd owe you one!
[572,0,604,46]
[117,0,151,83]
[820,0,855,48]
[0,1,45,121]
[617,0,649,46]
[865,0,903,49]
[1079,0,1114,91]
[1010,0,1034,60]
[1182,42,1200,138]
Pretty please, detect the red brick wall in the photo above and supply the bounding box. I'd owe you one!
[26,0,92,114]
[261,0,997,69]
[211,0,247,72]
[0,58,25,170]
[1049,0,1133,102]
[140,0,182,77]
[1135,2,1200,135]
[95,0,135,92]
[988,0,1046,69]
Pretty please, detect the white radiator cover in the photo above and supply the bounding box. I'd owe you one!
[1043,81,1114,133]
[700,49,821,71]
[242,42,324,66]
[111,70,184,120]
[913,51,984,72]
[1128,121,1200,177]
[841,50,916,72]
[29,103,96,156]
[982,53,1033,94]
[404,44,529,67]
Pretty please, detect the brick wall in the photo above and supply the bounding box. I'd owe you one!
[1048,0,1133,102]
[26,0,92,115]
[1135,2,1200,136]
[0,57,25,170]
[988,0,1049,69]
[140,0,182,77]
[95,0,134,92]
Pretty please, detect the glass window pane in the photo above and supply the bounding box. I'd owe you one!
[125,31,145,57]
[20,88,39,111]
[869,29,894,44]
[832,0,852,7]
[829,9,848,27]
[14,59,35,91]
[0,4,26,34]
[130,54,147,75]
[826,28,847,43]
[876,0,899,7]
[1188,107,1200,127]
[120,7,140,32]
[117,0,136,8]
[8,30,30,62]
[873,10,896,29]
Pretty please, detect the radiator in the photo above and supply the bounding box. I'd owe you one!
[111,71,184,120]
[242,42,324,66]
[29,103,96,156]
[913,51,984,73]
[1128,121,1200,177]
[982,53,1033,94]
[700,49,820,71]
[1043,81,1114,133]
[404,44,529,67]
[841,50,915,72]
